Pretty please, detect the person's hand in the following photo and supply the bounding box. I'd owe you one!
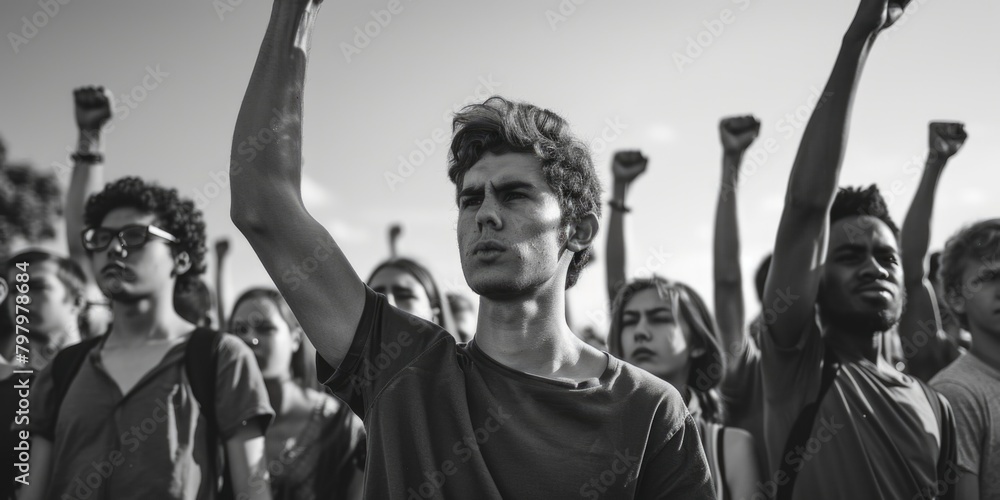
[850,0,912,37]
[214,238,231,259]
[720,115,760,155]
[611,151,648,184]
[928,121,967,162]
[74,86,114,133]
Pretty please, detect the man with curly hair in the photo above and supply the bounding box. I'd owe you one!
[20,177,274,500]
[230,1,713,498]
[758,1,958,499]
[931,219,1000,499]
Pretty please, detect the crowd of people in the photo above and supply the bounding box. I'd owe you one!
[1,0,998,498]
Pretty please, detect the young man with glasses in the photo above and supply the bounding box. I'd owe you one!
[19,177,274,500]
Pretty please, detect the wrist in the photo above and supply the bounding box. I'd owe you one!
[926,152,947,169]
[608,199,631,213]
[76,130,104,155]
[612,181,629,199]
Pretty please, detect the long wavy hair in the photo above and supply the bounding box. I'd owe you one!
[607,276,726,424]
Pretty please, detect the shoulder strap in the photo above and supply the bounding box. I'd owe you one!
[51,336,104,426]
[715,425,730,500]
[918,381,956,500]
[776,346,841,500]
[184,328,232,499]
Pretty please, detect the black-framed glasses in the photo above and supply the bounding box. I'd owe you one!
[81,224,179,252]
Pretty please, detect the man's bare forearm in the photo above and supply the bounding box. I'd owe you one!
[605,180,629,302]
[714,151,745,362]
[784,33,875,211]
[901,156,946,287]
[231,1,320,228]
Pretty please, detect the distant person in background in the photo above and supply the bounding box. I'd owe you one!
[1,251,86,499]
[710,115,771,474]
[609,277,761,499]
[175,277,216,328]
[230,288,365,500]
[367,257,454,335]
[931,219,1000,500]
[896,121,969,381]
[447,291,476,342]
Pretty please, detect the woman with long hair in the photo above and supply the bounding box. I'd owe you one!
[608,277,760,499]
[367,257,458,338]
[230,288,365,499]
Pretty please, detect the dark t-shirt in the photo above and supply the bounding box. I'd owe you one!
[317,287,715,499]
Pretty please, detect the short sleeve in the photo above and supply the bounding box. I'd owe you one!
[316,286,454,419]
[759,314,824,409]
[720,329,761,410]
[635,414,716,499]
[931,380,984,475]
[213,334,275,440]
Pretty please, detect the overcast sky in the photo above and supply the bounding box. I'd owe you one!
[2,0,998,335]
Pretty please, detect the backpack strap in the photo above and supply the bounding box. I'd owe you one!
[50,336,104,432]
[917,381,956,500]
[776,345,841,500]
[184,328,232,499]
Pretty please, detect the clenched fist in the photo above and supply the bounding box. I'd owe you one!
[214,238,231,259]
[850,0,912,37]
[611,151,648,184]
[928,122,967,162]
[74,86,114,132]
[720,115,760,155]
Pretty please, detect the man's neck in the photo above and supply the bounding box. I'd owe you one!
[108,293,189,344]
[825,324,883,364]
[473,291,599,381]
[969,329,1000,373]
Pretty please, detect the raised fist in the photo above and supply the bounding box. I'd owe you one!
[851,0,912,36]
[74,86,114,132]
[214,238,231,259]
[928,122,967,161]
[611,151,648,183]
[720,115,760,155]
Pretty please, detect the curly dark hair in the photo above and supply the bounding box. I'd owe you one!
[84,176,207,294]
[830,185,900,239]
[938,218,1000,330]
[447,96,603,289]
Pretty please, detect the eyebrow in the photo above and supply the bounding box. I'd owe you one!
[623,307,674,316]
[457,180,537,203]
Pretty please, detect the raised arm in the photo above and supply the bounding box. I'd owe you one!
[763,0,909,347]
[214,238,230,329]
[713,115,759,367]
[605,150,647,303]
[231,0,365,368]
[898,121,966,379]
[66,87,113,306]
